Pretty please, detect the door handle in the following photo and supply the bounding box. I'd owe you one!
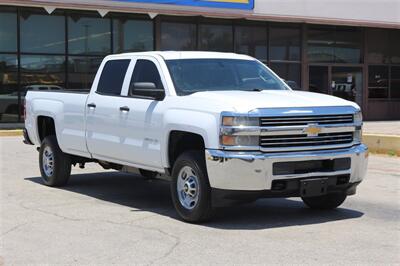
[119,106,130,112]
[87,103,96,108]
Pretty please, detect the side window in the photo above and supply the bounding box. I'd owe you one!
[97,59,130,95]
[130,59,164,97]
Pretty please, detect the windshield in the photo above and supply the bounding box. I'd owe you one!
[166,59,289,96]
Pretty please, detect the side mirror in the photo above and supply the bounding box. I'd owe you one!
[132,82,165,101]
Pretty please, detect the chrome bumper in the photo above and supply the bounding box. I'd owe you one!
[205,144,368,191]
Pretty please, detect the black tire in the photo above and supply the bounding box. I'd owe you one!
[39,135,71,187]
[170,151,213,223]
[139,169,158,179]
[302,193,347,210]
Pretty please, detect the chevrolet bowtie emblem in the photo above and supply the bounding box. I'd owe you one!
[304,124,321,137]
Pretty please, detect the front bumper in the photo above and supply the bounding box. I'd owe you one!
[205,144,368,191]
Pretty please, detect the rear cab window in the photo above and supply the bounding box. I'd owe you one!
[97,59,131,95]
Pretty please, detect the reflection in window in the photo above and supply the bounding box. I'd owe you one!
[0,54,19,122]
[161,22,196,51]
[113,19,153,53]
[334,27,362,63]
[367,29,388,64]
[20,12,65,53]
[68,56,103,90]
[270,25,301,61]
[308,26,362,63]
[68,15,111,55]
[368,66,389,98]
[235,26,267,61]
[0,11,17,52]
[20,56,66,90]
[198,24,233,52]
[390,66,400,98]
[307,26,335,63]
[269,63,301,90]
[389,31,400,64]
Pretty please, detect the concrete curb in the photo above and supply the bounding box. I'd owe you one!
[363,134,400,156]
[0,129,23,137]
[0,130,399,156]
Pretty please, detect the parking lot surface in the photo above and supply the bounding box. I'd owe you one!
[1,136,399,265]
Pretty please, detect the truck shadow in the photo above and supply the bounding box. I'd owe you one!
[25,171,364,230]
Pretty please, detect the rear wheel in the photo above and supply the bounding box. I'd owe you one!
[302,193,347,210]
[171,151,213,223]
[39,135,71,187]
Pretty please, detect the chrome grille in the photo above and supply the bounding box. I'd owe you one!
[260,114,354,127]
[260,132,354,152]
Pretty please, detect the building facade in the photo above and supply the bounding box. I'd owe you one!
[0,0,399,126]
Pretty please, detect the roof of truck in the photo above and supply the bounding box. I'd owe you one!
[107,51,255,61]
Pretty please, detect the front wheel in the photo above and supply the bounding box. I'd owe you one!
[39,135,71,187]
[302,193,347,210]
[170,151,213,223]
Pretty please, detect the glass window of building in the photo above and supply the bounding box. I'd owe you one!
[0,11,17,52]
[0,54,19,122]
[307,26,335,63]
[366,29,388,64]
[334,27,363,63]
[68,56,103,90]
[68,14,111,55]
[390,66,400,98]
[20,11,65,54]
[269,25,301,61]
[113,19,153,53]
[161,22,197,51]
[368,65,389,98]
[389,30,400,64]
[20,55,66,90]
[235,25,267,61]
[269,63,301,90]
[198,24,233,52]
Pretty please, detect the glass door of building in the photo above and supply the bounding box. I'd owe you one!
[309,66,363,105]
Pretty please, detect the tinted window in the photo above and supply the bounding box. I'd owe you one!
[307,26,335,63]
[235,25,267,61]
[0,11,17,52]
[68,56,103,90]
[270,25,301,61]
[20,12,65,53]
[390,66,400,98]
[161,22,196,51]
[166,59,288,96]
[113,19,153,53]
[20,55,66,90]
[269,63,301,90]
[198,24,233,52]
[97,60,130,95]
[368,65,389,98]
[0,54,19,122]
[130,59,163,96]
[68,15,111,55]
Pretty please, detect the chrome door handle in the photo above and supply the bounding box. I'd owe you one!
[119,106,130,112]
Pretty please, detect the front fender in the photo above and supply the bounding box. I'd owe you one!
[162,109,220,167]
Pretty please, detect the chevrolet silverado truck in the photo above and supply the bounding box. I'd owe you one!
[24,51,368,222]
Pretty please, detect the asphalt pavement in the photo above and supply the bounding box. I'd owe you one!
[1,136,399,265]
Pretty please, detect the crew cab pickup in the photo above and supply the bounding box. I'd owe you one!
[24,51,368,222]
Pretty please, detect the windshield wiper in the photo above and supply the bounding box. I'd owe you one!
[249,88,264,92]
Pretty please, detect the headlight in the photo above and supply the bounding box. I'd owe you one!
[222,116,259,127]
[354,111,363,124]
[221,135,259,146]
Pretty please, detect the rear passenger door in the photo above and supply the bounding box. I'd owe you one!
[85,58,132,161]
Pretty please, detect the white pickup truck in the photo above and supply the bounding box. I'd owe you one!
[24,51,368,222]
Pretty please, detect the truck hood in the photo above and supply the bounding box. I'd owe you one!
[189,90,359,113]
